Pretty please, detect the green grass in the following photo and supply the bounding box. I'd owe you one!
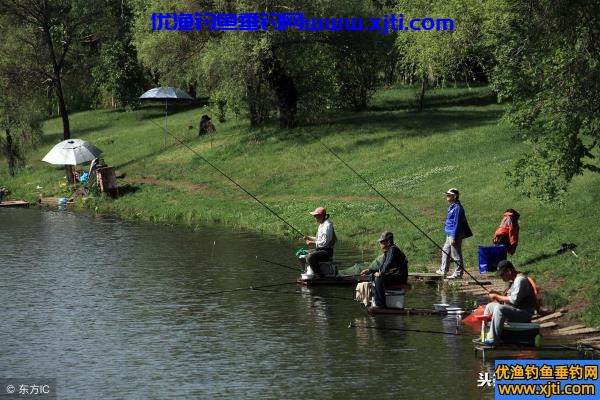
[3,85,600,325]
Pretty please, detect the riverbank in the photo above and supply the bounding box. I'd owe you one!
[2,85,600,326]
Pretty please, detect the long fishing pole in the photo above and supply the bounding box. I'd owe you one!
[348,322,459,336]
[252,287,357,301]
[148,118,305,238]
[256,256,302,272]
[314,136,488,292]
[200,281,299,296]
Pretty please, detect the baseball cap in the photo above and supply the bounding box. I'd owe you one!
[310,207,327,216]
[496,260,514,276]
[378,231,394,243]
[444,188,460,197]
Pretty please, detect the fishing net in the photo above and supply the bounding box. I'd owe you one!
[337,254,384,277]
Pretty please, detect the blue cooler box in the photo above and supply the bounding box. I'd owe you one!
[478,245,507,273]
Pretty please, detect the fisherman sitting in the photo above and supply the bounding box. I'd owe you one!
[303,207,336,277]
[360,231,408,308]
[482,260,538,345]
[199,115,216,136]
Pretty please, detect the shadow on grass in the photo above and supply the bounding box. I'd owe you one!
[41,122,113,146]
[242,107,504,151]
[371,90,498,112]
[117,184,141,197]
[522,244,578,267]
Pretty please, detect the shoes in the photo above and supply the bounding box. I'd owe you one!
[447,273,463,279]
[483,338,497,346]
[435,268,446,275]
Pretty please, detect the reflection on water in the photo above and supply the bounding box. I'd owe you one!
[0,208,501,399]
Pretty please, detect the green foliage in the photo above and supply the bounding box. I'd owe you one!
[491,0,600,200]
[394,0,495,110]
[0,15,45,175]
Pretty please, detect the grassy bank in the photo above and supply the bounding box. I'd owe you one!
[3,85,600,325]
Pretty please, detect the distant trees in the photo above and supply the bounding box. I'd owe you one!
[394,0,494,111]
[132,0,395,128]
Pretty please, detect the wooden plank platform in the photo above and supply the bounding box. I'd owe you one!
[553,327,599,336]
[38,197,74,206]
[408,272,443,280]
[533,312,563,323]
[0,200,30,208]
[539,322,558,329]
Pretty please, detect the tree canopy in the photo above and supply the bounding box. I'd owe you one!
[1,0,599,198]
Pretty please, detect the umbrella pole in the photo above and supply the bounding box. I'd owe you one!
[66,165,74,184]
[164,100,168,147]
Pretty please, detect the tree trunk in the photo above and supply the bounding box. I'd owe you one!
[273,73,298,129]
[417,77,428,113]
[247,84,260,128]
[260,50,298,129]
[4,129,17,177]
[54,75,71,141]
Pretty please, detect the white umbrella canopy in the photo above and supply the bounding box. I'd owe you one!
[139,86,194,146]
[139,87,194,101]
[42,139,103,166]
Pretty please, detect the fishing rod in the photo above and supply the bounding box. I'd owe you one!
[256,256,302,272]
[314,136,488,292]
[148,118,305,238]
[200,281,298,296]
[348,322,459,336]
[252,287,357,301]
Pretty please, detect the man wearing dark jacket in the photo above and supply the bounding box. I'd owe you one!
[436,188,472,279]
[360,231,408,308]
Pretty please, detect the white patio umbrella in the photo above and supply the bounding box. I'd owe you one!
[42,139,102,165]
[139,87,194,147]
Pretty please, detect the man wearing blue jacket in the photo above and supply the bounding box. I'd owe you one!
[436,188,472,279]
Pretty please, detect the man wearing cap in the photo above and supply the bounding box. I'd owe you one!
[436,188,472,279]
[483,260,537,345]
[360,231,408,308]
[303,207,337,276]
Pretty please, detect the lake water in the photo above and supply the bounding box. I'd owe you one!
[1,208,501,399]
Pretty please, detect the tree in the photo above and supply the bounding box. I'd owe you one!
[491,0,600,200]
[91,1,149,108]
[395,0,492,111]
[133,0,392,128]
[0,1,107,142]
[0,15,44,176]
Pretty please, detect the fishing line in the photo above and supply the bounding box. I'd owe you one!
[314,136,488,292]
[200,281,298,296]
[348,322,459,336]
[256,256,302,272]
[148,118,305,238]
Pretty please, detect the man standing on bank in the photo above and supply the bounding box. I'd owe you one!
[436,188,472,279]
[360,231,408,308]
[303,207,336,276]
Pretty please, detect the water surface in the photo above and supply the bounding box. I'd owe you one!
[1,208,499,399]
